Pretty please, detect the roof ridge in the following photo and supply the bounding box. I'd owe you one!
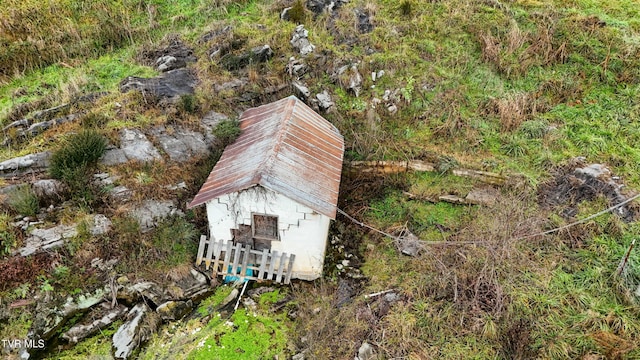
[254,96,296,183]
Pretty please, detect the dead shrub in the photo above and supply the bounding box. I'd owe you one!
[432,191,545,316]
[486,92,539,131]
[0,253,53,291]
[291,281,371,360]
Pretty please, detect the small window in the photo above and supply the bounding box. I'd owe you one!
[252,214,279,241]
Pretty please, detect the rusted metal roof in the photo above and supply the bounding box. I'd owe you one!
[188,95,344,218]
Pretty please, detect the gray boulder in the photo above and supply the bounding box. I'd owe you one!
[306,0,347,16]
[357,341,376,360]
[141,38,196,72]
[348,65,363,97]
[355,9,374,33]
[130,200,183,232]
[112,303,157,359]
[290,25,315,56]
[121,129,162,162]
[31,179,68,202]
[292,81,311,99]
[315,91,335,111]
[201,111,230,147]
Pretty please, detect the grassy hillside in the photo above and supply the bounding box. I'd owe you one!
[2,0,640,359]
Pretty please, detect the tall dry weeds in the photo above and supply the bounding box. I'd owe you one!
[487,92,538,131]
[478,18,566,77]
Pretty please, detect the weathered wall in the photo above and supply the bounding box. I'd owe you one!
[205,185,330,280]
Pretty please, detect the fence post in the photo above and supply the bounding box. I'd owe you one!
[196,235,207,266]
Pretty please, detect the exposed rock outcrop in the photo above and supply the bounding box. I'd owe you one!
[120,68,197,102]
[62,304,128,344]
[151,126,209,162]
[112,303,157,359]
[101,129,162,165]
[140,38,196,72]
[220,45,273,71]
[15,214,112,256]
[290,25,315,56]
[538,158,637,221]
[130,200,183,232]
[0,152,51,178]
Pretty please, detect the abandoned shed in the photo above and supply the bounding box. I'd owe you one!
[188,95,344,281]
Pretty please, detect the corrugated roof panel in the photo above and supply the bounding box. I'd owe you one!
[188,96,344,218]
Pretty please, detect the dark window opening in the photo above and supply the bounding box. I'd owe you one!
[231,225,253,247]
[252,214,279,241]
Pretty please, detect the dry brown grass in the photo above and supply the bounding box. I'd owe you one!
[486,91,538,131]
[479,19,566,78]
[592,331,637,359]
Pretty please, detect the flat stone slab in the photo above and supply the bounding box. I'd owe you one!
[0,152,51,177]
[16,214,112,256]
[465,188,499,206]
[63,304,128,344]
[120,68,197,100]
[152,126,209,162]
[18,224,78,256]
[112,303,151,360]
[121,129,162,162]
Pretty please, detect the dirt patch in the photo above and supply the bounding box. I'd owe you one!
[538,158,638,222]
[501,318,536,360]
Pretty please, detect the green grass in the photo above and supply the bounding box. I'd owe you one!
[6,185,39,217]
[140,286,293,360]
[42,321,122,359]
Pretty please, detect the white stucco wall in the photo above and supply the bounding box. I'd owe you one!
[205,185,331,280]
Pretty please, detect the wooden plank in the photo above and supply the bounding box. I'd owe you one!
[284,254,296,284]
[257,249,268,280]
[212,240,223,274]
[276,253,287,283]
[196,235,206,266]
[204,236,216,270]
[230,243,242,277]
[220,241,233,278]
[239,245,251,282]
[267,251,278,282]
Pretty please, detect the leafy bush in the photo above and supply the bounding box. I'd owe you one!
[7,186,39,217]
[212,119,241,148]
[50,130,107,193]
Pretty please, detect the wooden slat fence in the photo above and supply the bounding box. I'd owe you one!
[196,236,296,284]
